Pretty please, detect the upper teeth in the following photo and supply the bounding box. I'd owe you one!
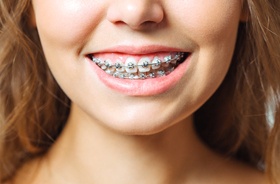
[138,57,151,72]
[93,53,182,69]
[91,52,185,79]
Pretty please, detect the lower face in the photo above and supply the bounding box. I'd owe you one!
[32,0,243,135]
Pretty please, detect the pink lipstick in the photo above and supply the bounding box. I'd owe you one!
[86,46,192,96]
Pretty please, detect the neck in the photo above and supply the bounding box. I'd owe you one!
[41,104,217,184]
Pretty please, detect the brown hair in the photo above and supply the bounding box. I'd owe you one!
[0,0,70,182]
[0,0,280,183]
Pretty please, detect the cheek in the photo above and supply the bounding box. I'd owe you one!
[33,0,105,48]
[177,1,241,44]
[174,1,242,105]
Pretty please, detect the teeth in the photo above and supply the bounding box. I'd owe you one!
[91,52,186,79]
[125,57,137,73]
[115,59,125,72]
[157,70,166,77]
[162,55,171,67]
[138,57,151,72]
[148,72,156,78]
[93,58,103,66]
[164,55,171,63]
[103,59,114,70]
[171,55,179,64]
[128,73,135,79]
[106,60,116,74]
[139,73,147,79]
[119,73,125,79]
[151,57,161,69]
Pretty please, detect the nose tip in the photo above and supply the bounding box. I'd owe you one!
[106,1,164,30]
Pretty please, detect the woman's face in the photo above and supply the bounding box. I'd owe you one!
[32,0,243,134]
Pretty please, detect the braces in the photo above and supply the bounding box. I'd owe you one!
[91,52,185,80]
[110,66,176,80]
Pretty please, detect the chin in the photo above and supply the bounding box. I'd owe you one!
[96,110,186,136]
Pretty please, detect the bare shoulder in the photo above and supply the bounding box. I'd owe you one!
[11,157,47,184]
[190,149,269,184]
[217,158,269,184]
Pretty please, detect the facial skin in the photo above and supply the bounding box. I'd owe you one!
[17,1,271,183]
[31,0,243,135]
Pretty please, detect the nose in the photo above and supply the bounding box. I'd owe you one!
[106,0,164,30]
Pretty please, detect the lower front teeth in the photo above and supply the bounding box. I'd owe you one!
[91,52,185,80]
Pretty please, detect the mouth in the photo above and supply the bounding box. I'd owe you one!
[87,52,189,80]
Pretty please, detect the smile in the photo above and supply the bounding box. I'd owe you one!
[89,52,188,80]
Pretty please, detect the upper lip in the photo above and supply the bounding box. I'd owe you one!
[85,45,192,55]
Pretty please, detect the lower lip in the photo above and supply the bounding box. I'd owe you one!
[87,55,191,96]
